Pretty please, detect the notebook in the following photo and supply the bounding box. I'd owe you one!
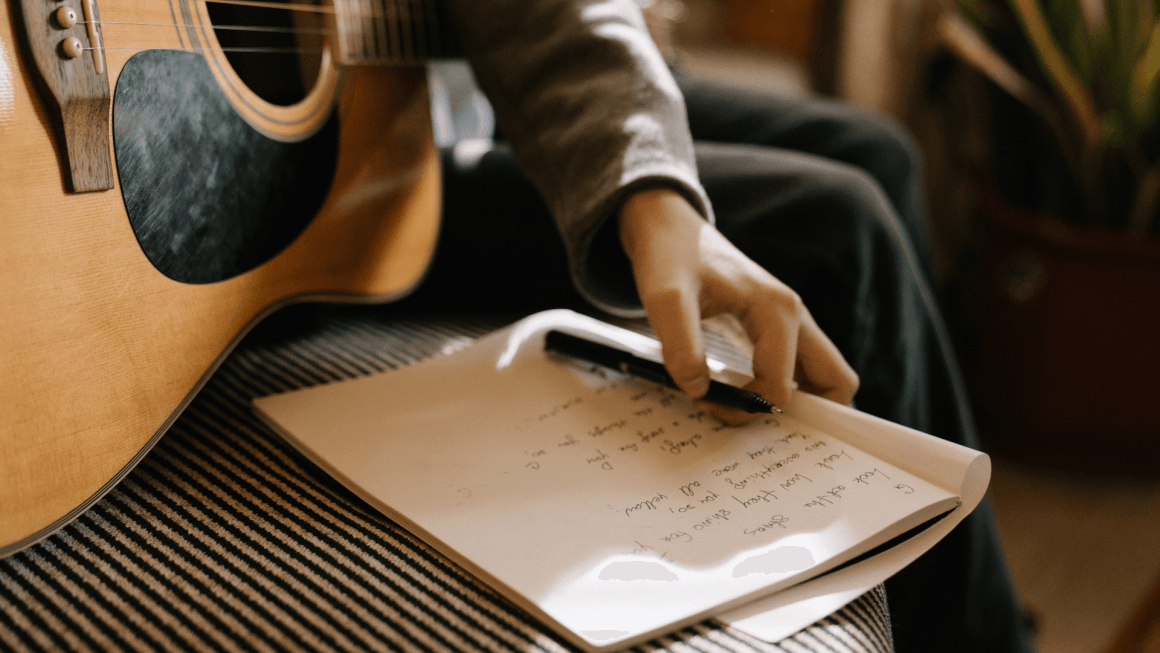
[253,309,989,651]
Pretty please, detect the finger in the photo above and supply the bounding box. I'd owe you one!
[696,397,761,426]
[740,290,803,411]
[640,286,712,399]
[795,310,860,405]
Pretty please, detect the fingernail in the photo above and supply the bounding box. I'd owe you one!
[783,380,798,405]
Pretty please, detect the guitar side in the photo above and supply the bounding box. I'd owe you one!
[0,0,441,556]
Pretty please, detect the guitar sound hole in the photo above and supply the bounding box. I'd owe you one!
[205,0,323,106]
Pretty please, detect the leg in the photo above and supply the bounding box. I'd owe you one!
[694,141,1033,653]
[678,77,933,271]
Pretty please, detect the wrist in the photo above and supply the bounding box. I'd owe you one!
[617,187,700,262]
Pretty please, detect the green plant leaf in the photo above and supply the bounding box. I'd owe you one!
[1047,0,1095,84]
[1007,0,1104,147]
[1103,110,1125,147]
[1128,21,1160,130]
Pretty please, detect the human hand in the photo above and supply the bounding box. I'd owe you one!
[618,188,859,424]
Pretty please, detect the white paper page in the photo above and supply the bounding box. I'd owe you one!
[254,310,963,652]
[716,392,990,642]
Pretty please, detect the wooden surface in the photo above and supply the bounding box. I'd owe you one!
[0,0,441,556]
[720,0,821,62]
[989,459,1160,653]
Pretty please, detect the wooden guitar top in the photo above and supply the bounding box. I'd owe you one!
[0,0,442,556]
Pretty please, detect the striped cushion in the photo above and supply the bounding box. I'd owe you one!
[0,306,894,652]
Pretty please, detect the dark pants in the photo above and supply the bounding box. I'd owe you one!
[403,78,1035,653]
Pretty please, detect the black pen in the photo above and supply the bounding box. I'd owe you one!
[543,330,782,414]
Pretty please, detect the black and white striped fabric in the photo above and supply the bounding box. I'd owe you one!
[0,306,894,653]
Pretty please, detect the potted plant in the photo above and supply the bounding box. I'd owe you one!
[937,0,1160,475]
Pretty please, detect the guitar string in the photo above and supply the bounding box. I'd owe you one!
[77,4,432,37]
[201,0,334,13]
[82,20,334,35]
[203,0,432,17]
[82,46,327,53]
[76,0,439,55]
[204,0,435,7]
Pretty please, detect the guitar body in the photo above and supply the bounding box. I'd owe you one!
[0,0,441,555]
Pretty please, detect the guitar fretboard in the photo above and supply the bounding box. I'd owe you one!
[333,0,452,64]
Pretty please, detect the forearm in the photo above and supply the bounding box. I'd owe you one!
[445,0,711,312]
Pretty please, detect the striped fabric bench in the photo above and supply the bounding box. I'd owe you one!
[0,305,894,652]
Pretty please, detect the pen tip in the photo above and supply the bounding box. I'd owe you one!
[750,395,777,414]
[750,394,783,414]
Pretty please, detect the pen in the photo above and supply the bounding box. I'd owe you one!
[543,330,782,414]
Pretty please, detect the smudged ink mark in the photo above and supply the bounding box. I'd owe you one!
[731,546,815,577]
[598,561,679,581]
[455,485,489,505]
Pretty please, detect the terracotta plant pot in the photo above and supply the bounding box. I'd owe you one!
[971,190,1160,477]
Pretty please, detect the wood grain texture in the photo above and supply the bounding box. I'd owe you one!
[0,0,441,555]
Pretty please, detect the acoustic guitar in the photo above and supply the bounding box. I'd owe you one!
[0,0,447,556]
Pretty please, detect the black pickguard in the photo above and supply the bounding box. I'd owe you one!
[113,50,338,284]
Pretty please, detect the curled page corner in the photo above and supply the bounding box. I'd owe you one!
[718,391,990,643]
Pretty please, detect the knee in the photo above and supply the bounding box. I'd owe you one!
[806,164,897,238]
[842,112,923,200]
[702,144,915,277]
[798,163,923,300]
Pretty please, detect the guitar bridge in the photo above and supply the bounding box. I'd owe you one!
[16,0,114,192]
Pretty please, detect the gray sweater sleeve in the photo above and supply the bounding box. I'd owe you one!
[444,0,713,315]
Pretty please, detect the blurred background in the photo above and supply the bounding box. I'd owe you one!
[637,1,1160,652]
